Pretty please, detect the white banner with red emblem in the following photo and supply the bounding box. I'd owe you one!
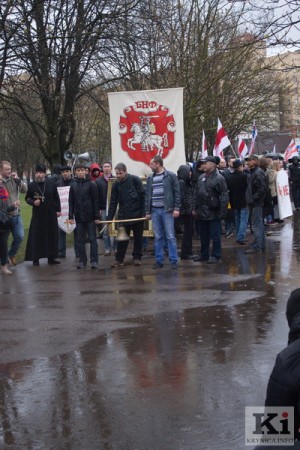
[276,169,293,219]
[108,88,186,176]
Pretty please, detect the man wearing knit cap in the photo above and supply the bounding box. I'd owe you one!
[264,288,300,442]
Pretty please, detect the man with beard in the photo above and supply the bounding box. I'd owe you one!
[25,164,61,266]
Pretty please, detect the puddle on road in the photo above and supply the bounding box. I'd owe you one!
[0,224,299,449]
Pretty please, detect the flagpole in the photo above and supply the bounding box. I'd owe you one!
[230,144,237,158]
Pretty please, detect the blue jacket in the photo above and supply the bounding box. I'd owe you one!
[146,169,181,214]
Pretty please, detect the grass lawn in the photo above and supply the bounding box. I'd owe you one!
[8,193,73,262]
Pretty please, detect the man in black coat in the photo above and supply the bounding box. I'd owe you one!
[245,155,268,254]
[69,163,100,269]
[226,159,249,245]
[289,156,300,210]
[177,164,194,259]
[264,288,300,446]
[25,164,61,265]
[107,163,145,268]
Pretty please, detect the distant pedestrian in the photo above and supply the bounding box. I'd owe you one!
[288,156,300,210]
[25,164,61,266]
[245,155,268,254]
[49,164,62,186]
[177,164,194,260]
[226,159,249,245]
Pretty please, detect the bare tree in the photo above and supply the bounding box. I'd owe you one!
[1,0,139,166]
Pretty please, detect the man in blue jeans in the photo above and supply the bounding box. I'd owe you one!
[0,160,27,266]
[145,156,181,269]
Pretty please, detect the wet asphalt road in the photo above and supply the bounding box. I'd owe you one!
[0,216,300,450]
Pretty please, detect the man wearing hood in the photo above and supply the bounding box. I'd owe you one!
[89,163,102,182]
[50,164,62,186]
[177,164,194,259]
[264,288,300,443]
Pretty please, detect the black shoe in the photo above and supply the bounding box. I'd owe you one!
[153,262,163,269]
[171,263,178,269]
[236,240,246,245]
[193,257,208,262]
[180,255,195,260]
[207,257,220,264]
[48,259,61,265]
[33,260,39,266]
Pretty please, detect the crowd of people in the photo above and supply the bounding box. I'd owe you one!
[0,152,297,274]
[2,154,300,439]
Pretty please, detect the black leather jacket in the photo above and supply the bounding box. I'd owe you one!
[194,169,229,220]
[107,174,145,221]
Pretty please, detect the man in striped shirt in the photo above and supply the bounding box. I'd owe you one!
[145,156,181,269]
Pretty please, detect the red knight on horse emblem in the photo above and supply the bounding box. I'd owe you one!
[119,100,176,165]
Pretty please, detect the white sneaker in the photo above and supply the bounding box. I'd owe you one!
[0,265,12,275]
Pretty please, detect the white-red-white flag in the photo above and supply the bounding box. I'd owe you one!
[248,121,258,155]
[238,137,248,159]
[213,118,231,158]
[284,139,298,162]
[202,130,208,158]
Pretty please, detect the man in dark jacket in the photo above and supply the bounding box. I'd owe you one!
[227,159,249,245]
[177,165,194,259]
[193,156,228,264]
[264,288,300,444]
[288,156,300,210]
[245,155,268,254]
[107,163,145,268]
[69,163,100,269]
